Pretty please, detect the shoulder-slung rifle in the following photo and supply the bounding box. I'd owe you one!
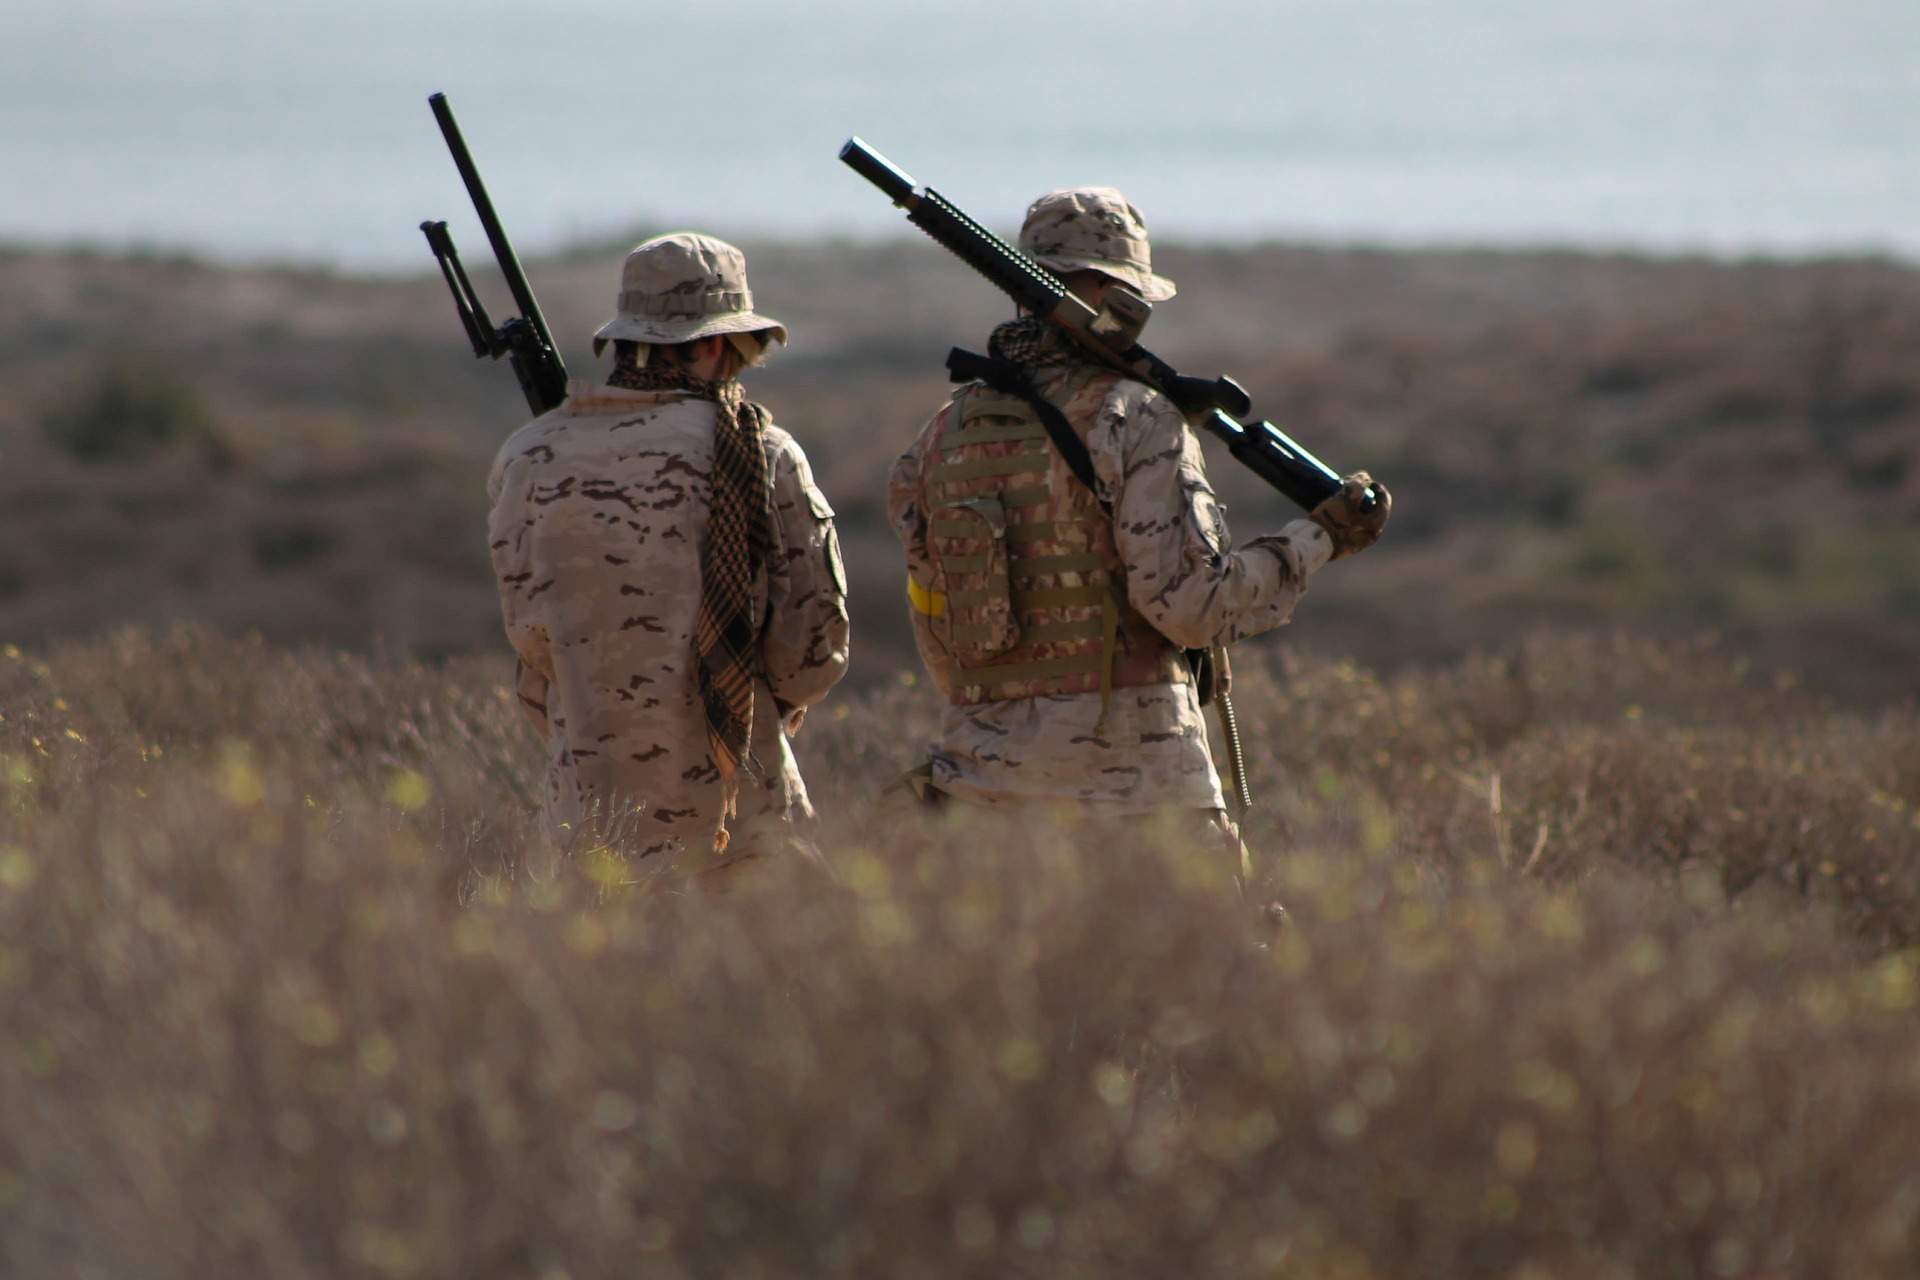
[420,92,569,416]
[839,137,1376,515]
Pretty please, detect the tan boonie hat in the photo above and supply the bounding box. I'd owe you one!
[592,232,789,351]
[1019,186,1177,304]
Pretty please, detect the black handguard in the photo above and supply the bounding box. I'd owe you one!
[421,92,569,416]
[839,136,1375,515]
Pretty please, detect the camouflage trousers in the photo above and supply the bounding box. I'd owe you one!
[881,761,1253,893]
[532,804,830,897]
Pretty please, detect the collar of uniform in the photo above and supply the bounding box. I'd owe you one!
[560,381,699,414]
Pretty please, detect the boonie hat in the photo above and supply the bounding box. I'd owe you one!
[592,232,789,351]
[1019,187,1176,303]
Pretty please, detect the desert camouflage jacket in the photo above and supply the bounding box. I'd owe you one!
[888,359,1332,812]
[488,384,850,857]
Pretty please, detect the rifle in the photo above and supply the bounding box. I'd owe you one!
[420,92,569,416]
[839,137,1377,515]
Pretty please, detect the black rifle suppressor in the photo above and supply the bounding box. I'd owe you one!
[840,137,1375,514]
[421,92,569,416]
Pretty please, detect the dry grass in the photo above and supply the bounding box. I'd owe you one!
[3,242,1918,695]
[2,627,1917,1278]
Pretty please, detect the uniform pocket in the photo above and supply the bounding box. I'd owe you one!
[930,496,1020,663]
[1179,464,1230,567]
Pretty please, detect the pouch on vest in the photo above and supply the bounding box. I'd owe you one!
[928,495,1021,663]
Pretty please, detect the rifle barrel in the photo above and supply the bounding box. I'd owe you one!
[841,136,1368,513]
[839,138,916,205]
[428,92,559,361]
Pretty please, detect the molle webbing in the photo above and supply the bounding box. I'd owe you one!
[916,376,1184,717]
[955,393,1042,425]
[931,551,1104,576]
[945,617,1106,648]
[928,518,1081,546]
[943,583,1108,611]
[945,418,1049,445]
[929,453,1052,482]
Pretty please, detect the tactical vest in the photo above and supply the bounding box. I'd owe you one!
[908,375,1187,715]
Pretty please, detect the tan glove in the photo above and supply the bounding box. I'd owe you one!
[1309,470,1392,559]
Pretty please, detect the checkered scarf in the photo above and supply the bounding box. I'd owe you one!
[988,316,1071,371]
[611,349,772,850]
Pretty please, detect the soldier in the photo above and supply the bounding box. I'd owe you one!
[488,232,850,874]
[886,186,1389,851]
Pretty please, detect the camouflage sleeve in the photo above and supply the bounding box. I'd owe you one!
[513,657,550,737]
[1094,385,1334,650]
[761,430,851,713]
[485,450,554,736]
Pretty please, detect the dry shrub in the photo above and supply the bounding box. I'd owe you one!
[1216,634,1920,953]
[7,246,1920,698]
[1,628,1918,1279]
[39,355,229,467]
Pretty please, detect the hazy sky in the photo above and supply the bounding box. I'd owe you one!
[5,0,1916,266]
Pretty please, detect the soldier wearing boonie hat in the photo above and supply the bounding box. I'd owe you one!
[591,232,790,366]
[1018,185,1177,304]
[887,185,1390,869]
[489,232,850,879]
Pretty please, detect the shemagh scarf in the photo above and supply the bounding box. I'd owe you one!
[988,315,1070,372]
[611,350,772,850]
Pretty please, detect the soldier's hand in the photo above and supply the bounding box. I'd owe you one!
[1309,471,1391,559]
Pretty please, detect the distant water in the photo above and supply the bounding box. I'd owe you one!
[4,0,1917,270]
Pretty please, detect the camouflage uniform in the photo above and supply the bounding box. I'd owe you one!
[488,234,850,862]
[887,188,1339,817]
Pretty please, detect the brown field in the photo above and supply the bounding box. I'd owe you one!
[2,628,1917,1278]
[1,239,1916,696]
[2,239,1918,1276]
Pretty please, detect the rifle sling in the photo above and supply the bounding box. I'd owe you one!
[946,346,1217,707]
[946,348,1111,519]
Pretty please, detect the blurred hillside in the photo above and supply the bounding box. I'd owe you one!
[0,240,1915,696]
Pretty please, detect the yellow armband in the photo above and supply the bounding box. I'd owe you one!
[906,574,946,618]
